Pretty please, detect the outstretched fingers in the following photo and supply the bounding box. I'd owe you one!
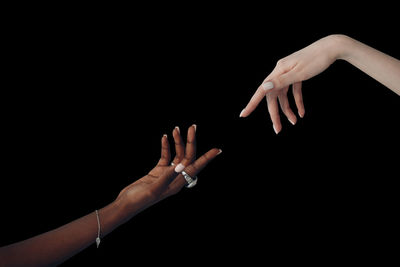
[152,124,222,198]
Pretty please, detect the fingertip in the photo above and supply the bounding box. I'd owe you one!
[204,148,222,160]
[174,126,180,134]
[174,163,185,173]
[209,148,222,156]
[288,117,297,125]
[187,124,196,136]
[173,127,181,140]
[273,124,281,134]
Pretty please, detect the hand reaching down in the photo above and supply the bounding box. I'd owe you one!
[240,34,400,133]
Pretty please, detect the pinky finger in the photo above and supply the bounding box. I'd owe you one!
[293,82,305,118]
[157,134,171,166]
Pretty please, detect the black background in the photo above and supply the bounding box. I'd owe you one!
[1,3,399,265]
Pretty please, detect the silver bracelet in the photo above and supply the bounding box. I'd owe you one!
[95,210,101,248]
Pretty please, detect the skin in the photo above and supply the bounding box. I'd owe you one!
[240,34,400,133]
[0,125,221,266]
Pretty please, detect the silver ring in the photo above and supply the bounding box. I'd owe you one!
[181,171,198,188]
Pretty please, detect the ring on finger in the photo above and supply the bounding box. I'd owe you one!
[182,171,198,188]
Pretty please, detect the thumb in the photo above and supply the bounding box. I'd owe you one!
[263,70,299,92]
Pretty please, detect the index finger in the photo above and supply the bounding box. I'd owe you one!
[182,148,221,181]
[240,69,278,118]
[239,85,268,118]
[174,124,197,172]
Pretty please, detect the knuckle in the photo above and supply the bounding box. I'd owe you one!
[276,58,286,67]
[187,165,199,175]
[144,189,160,200]
[184,155,196,163]
[201,152,213,162]
[175,141,184,148]
[186,140,196,145]
[274,76,284,88]
[175,155,184,161]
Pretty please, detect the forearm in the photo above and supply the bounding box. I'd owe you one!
[0,199,128,266]
[334,34,400,95]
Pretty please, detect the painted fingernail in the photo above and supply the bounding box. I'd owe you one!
[262,81,274,91]
[273,125,279,134]
[217,149,223,155]
[174,163,185,173]
[288,118,296,125]
[175,126,180,133]
[192,124,197,132]
[239,109,245,118]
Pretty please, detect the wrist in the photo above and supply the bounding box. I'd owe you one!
[327,34,355,61]
[113,194,148,223]
[98,199,130,237]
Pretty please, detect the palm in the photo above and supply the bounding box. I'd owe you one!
[117,165,172,209]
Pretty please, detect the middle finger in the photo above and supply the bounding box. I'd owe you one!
[174,124,197,172]
[172,126,185,165]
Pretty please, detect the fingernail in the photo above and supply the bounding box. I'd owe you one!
[239,109,245,118]
[217,149,223,155]
[288,118,296,125]
[175,126,180,133]
[192,124,197,132]
[299,111,305,118]
[163,134,167,138]
[273,125,279,134]
[174,163,185,173]
[262,81,274,91]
